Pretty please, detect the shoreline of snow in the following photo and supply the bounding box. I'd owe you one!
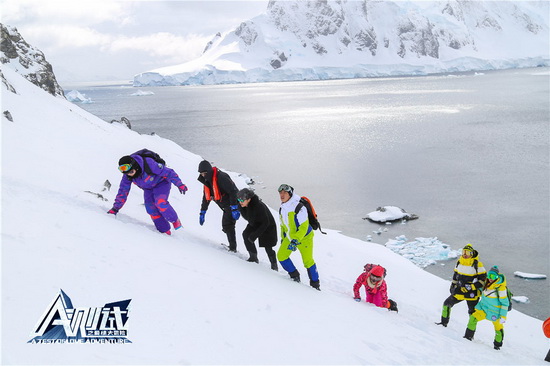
[133,57,549,86]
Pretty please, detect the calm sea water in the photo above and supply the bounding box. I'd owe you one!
[65,68,549,320]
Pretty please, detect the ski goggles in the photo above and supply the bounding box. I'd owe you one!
[118,164,133,173]
[237,198,245,203]
[278,184,293,193]
[487,272,499,281]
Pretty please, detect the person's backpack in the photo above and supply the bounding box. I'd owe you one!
[133,148,166,175]
[364,263,387,276]
[506,287,513,311]
[295,196,327,234]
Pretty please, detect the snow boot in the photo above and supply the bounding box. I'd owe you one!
[493,329,504,350]
[463,328,475,341]
[247,252,259,263]
[267,252,278,271]
[436,312,449,327]
[544,349,550,362]
[289,270,301,283]
[173,219,182,230]
[310,280,321,291]
[165,230,172,236]
[388,299,398,312]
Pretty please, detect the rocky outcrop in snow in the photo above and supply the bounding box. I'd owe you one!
[1,70,17,94]
[134,0,549,86]
[0,24,64,97]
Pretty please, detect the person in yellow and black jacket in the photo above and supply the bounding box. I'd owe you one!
[436,243,487,327]
[197,160,240,252]
[464,265,510,350]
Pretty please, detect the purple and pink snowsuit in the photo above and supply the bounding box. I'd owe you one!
[113,154,185,233]
[353,270,389,308]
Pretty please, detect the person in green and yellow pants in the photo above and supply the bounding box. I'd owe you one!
[464,266,510,350]
[277,184,320,290]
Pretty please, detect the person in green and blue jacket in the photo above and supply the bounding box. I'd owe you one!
[464,265,510,350]
[277,184,320,290]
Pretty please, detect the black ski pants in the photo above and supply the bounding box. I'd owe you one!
[221,206,237,250]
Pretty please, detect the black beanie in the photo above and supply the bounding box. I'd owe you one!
[198,160,213,173]
[118,155,141,177]
[119,155,135,167]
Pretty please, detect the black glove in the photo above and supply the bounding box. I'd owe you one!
[388,299,398,312]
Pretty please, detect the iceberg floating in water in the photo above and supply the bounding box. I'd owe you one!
[511,296,530,304]
[385,235,460,268]
[364,206,418,223]
[514,271,547,280]
[130,90,155,96]
[65,90,92,104]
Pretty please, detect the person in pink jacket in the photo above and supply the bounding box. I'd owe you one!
[353,264,398,312]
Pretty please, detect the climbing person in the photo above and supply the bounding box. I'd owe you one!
[436,243,487,327]
[277,184,320,290]
[197,160,240,252]
[237,188,278,270]
[108,149,188,235]
[543,316,550,362]
[353,263,398,312]
[463,266,510,350]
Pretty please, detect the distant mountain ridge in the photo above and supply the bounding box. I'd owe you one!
[134,0,549,86]
[0,23,64,97]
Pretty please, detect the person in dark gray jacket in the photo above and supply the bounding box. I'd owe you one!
[237,188,278,270]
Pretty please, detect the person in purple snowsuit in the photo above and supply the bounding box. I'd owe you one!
[108,153,188,235]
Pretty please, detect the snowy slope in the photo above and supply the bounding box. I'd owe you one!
[134,0,549,86]
[2,67,548,364]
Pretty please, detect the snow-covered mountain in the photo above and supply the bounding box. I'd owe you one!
[0,23,64,97]
[2,28,549,365]
[134,0,549,86]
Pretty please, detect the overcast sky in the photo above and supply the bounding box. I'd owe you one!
[1,0,269,84]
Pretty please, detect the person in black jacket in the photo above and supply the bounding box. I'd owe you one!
[197,160,240,252]
[237,188,278,270]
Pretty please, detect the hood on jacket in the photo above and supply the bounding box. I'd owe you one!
[370,265,385,278]
[197,160,214,182]
[463,243,479,258]
[198,160,213,173]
